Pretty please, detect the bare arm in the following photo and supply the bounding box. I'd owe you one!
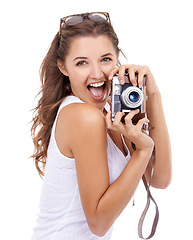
[63,104,154,236]
[145,90,172,188]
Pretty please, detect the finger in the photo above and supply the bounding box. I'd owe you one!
[118,65,126,85]
[143,65,151,75]
[137,66,150,87]
[136,117,150,130]
[137,72,145,88]
[124,109,140,124]
[105,111,113,129]
[113,111,125,126]
[106,111,125,133]
[128,68,137,86]
[108,68,119,80]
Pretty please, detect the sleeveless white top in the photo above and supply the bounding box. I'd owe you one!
[31,96,131,240]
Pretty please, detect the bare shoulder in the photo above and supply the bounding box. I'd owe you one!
[55,103,107,157]
[59,102,106,127]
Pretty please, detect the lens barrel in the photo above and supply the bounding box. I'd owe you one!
[121,86,143,108]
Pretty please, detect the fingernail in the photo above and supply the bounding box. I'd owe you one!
[133,82,137,87]
[120,80,124,85]
[109,74,114,80]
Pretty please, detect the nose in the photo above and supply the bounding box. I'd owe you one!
[89,63,104,80]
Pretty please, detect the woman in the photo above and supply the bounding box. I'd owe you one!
[31,12,172,240]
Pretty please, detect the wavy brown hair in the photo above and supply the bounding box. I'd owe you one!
[31,19,121,177]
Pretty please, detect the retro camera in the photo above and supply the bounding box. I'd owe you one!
[111,74,146,123]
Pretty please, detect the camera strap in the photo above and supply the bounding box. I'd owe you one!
[138,147,159,239]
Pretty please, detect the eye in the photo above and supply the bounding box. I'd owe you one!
[101,57,112,62]
[76,61,87,66]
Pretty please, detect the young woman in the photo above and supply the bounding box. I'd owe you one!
[31,12,172,240]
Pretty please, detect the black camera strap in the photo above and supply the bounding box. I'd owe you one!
[138,147,159,240]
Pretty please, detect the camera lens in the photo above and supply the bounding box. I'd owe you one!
[129,92,140,102]
[121,86,143,108]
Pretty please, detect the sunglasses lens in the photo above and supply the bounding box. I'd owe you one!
[89,13,108,22]
[65,16,83,25]
[61,12,109,30]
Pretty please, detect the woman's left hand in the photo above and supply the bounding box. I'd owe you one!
[108,64,159,95]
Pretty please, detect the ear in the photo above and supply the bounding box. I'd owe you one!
[57,59,69,76]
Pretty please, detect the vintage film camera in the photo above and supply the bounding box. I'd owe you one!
[111,73,147,125]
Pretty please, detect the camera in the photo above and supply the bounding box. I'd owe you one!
[111,74,146,123]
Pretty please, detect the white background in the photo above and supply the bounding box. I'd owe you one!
[0,0,192,239]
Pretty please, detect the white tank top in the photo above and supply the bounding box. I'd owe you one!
[31,96,131,240]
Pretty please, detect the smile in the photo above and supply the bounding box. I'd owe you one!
[87,81,107,101]
[89,81,105,87]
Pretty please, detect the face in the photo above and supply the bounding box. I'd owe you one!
[58,35,118,110]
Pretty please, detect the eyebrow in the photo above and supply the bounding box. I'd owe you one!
[101,53,113,58]
[73,57,88,61]
[73,53,113,61]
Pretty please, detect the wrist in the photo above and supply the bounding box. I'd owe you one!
[135,138,154,155]
[135,147,154,160]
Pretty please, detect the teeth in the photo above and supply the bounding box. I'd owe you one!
[89,81,105,88]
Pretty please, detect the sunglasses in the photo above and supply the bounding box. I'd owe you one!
[59,12,111,37]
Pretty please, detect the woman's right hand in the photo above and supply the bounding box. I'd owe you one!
[105,110,154,152]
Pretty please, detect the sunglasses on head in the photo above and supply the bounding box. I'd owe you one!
[59,12,111,36]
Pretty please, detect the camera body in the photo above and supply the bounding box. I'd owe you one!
[111,74,145,122]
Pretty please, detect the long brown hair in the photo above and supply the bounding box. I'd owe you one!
[31,19,121,177]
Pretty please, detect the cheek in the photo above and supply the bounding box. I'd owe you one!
[68,72,87,92]
[103,64,116,76]
[70,68,89,82]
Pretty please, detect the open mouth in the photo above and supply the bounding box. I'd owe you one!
[87,81,107,100]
